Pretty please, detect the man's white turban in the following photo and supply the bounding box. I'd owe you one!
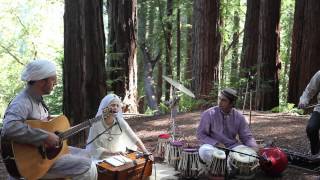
[21,59,56,82]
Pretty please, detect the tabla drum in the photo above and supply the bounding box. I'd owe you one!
[209,147,226,177]
[178,148,201,178]
[155,133,171,159]
[229,145,259,179]
[165,140,184,170]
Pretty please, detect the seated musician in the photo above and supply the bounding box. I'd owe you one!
[197,88,258,165]
[86,94,153,161]
[298,70,320,159]
[1,60,97,180]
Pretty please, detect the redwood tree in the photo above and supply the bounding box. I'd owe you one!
[255,0,281,110]
[107,0,138,113]
[64,0,106,145]
[240,0,260,77]
[192,0,220,98]
[288,0,320,105]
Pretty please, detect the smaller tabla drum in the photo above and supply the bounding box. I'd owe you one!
[155,133,171,159]
[229,145,259,179]
[178,148,201,178]
[209,147,226,177]
[165,140,184,170]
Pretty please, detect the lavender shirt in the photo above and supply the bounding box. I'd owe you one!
[197,106,257,148]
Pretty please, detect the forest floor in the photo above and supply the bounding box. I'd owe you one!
[1,110,320,179]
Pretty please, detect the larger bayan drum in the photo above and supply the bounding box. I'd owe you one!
[229,145,259,179]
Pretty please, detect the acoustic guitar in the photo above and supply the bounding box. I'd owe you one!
[1,112,106,180]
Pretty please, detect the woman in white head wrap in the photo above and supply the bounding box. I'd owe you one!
[86,94,152,160]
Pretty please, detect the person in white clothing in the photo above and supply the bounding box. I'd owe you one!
[86,94,153,160]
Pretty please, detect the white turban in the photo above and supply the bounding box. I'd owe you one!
[21,59,56,82]
[96,94,122,117]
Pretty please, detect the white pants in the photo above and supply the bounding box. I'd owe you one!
[199,144,219,165]
[8,147,98,180]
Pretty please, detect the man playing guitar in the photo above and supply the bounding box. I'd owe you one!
[1,60,97,180]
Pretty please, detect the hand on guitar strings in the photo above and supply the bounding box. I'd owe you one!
[44,131,60,148]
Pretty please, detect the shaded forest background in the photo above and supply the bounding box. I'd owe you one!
[1,0,320,145]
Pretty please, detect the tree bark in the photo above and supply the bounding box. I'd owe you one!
[288,0,320,105]
[192,0,220,98]
[108,0,138,113]
[240,0,260,77]
[255,0,281,110]
[164,0,173,101]
[64,0,106,145]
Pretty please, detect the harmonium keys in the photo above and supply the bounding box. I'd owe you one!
[97,153,153,180]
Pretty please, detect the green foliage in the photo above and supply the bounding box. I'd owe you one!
[178,94,198,112]
[0,0,64,120]
[271,103,303,114]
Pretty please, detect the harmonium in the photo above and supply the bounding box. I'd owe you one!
[96,153,153,180]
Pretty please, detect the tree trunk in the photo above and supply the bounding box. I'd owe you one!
[230,8,240,84]
[176,5,181,81]
[192,0,220,98]
[288,0,320,105]
[138,0,160,112]
[108,0,138,113]
[164,0,173,101]
[255,0,281,110]
[64,0,106,146]
[240,0,260,76]
[185,13,192,86]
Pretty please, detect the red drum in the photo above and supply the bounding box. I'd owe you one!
[259,147,288,176]
[155,133,171,159]
[165,140,184,170]
[178,148,201,178]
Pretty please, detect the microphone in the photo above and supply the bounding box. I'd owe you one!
[114,114,122,133]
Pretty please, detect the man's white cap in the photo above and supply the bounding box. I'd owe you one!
[21,59,56,82]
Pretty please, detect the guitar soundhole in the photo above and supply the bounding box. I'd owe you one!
[46,142,63,160]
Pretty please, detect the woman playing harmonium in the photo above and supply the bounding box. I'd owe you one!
[86,94,152,160]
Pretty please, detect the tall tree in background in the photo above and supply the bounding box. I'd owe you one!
[108,0,138,113]
[138,0,160,112]
[192,0,220,97]
[255,0,281,110]
[164,0,173,101]
[176,0,181,81]
[240,0,260,77]
[230,0,240,84]
[288,0,320,105]
[185,13,192,85]
[64,0,106,145]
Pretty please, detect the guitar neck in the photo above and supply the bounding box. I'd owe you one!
[58,115,102,140]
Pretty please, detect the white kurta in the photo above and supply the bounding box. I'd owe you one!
[86,115,139,160]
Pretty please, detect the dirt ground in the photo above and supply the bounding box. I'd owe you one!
[1,110,320,179]
[128,110,320,180]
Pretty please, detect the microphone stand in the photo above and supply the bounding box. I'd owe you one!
[224,149,230,180]
[140,153,152,180]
